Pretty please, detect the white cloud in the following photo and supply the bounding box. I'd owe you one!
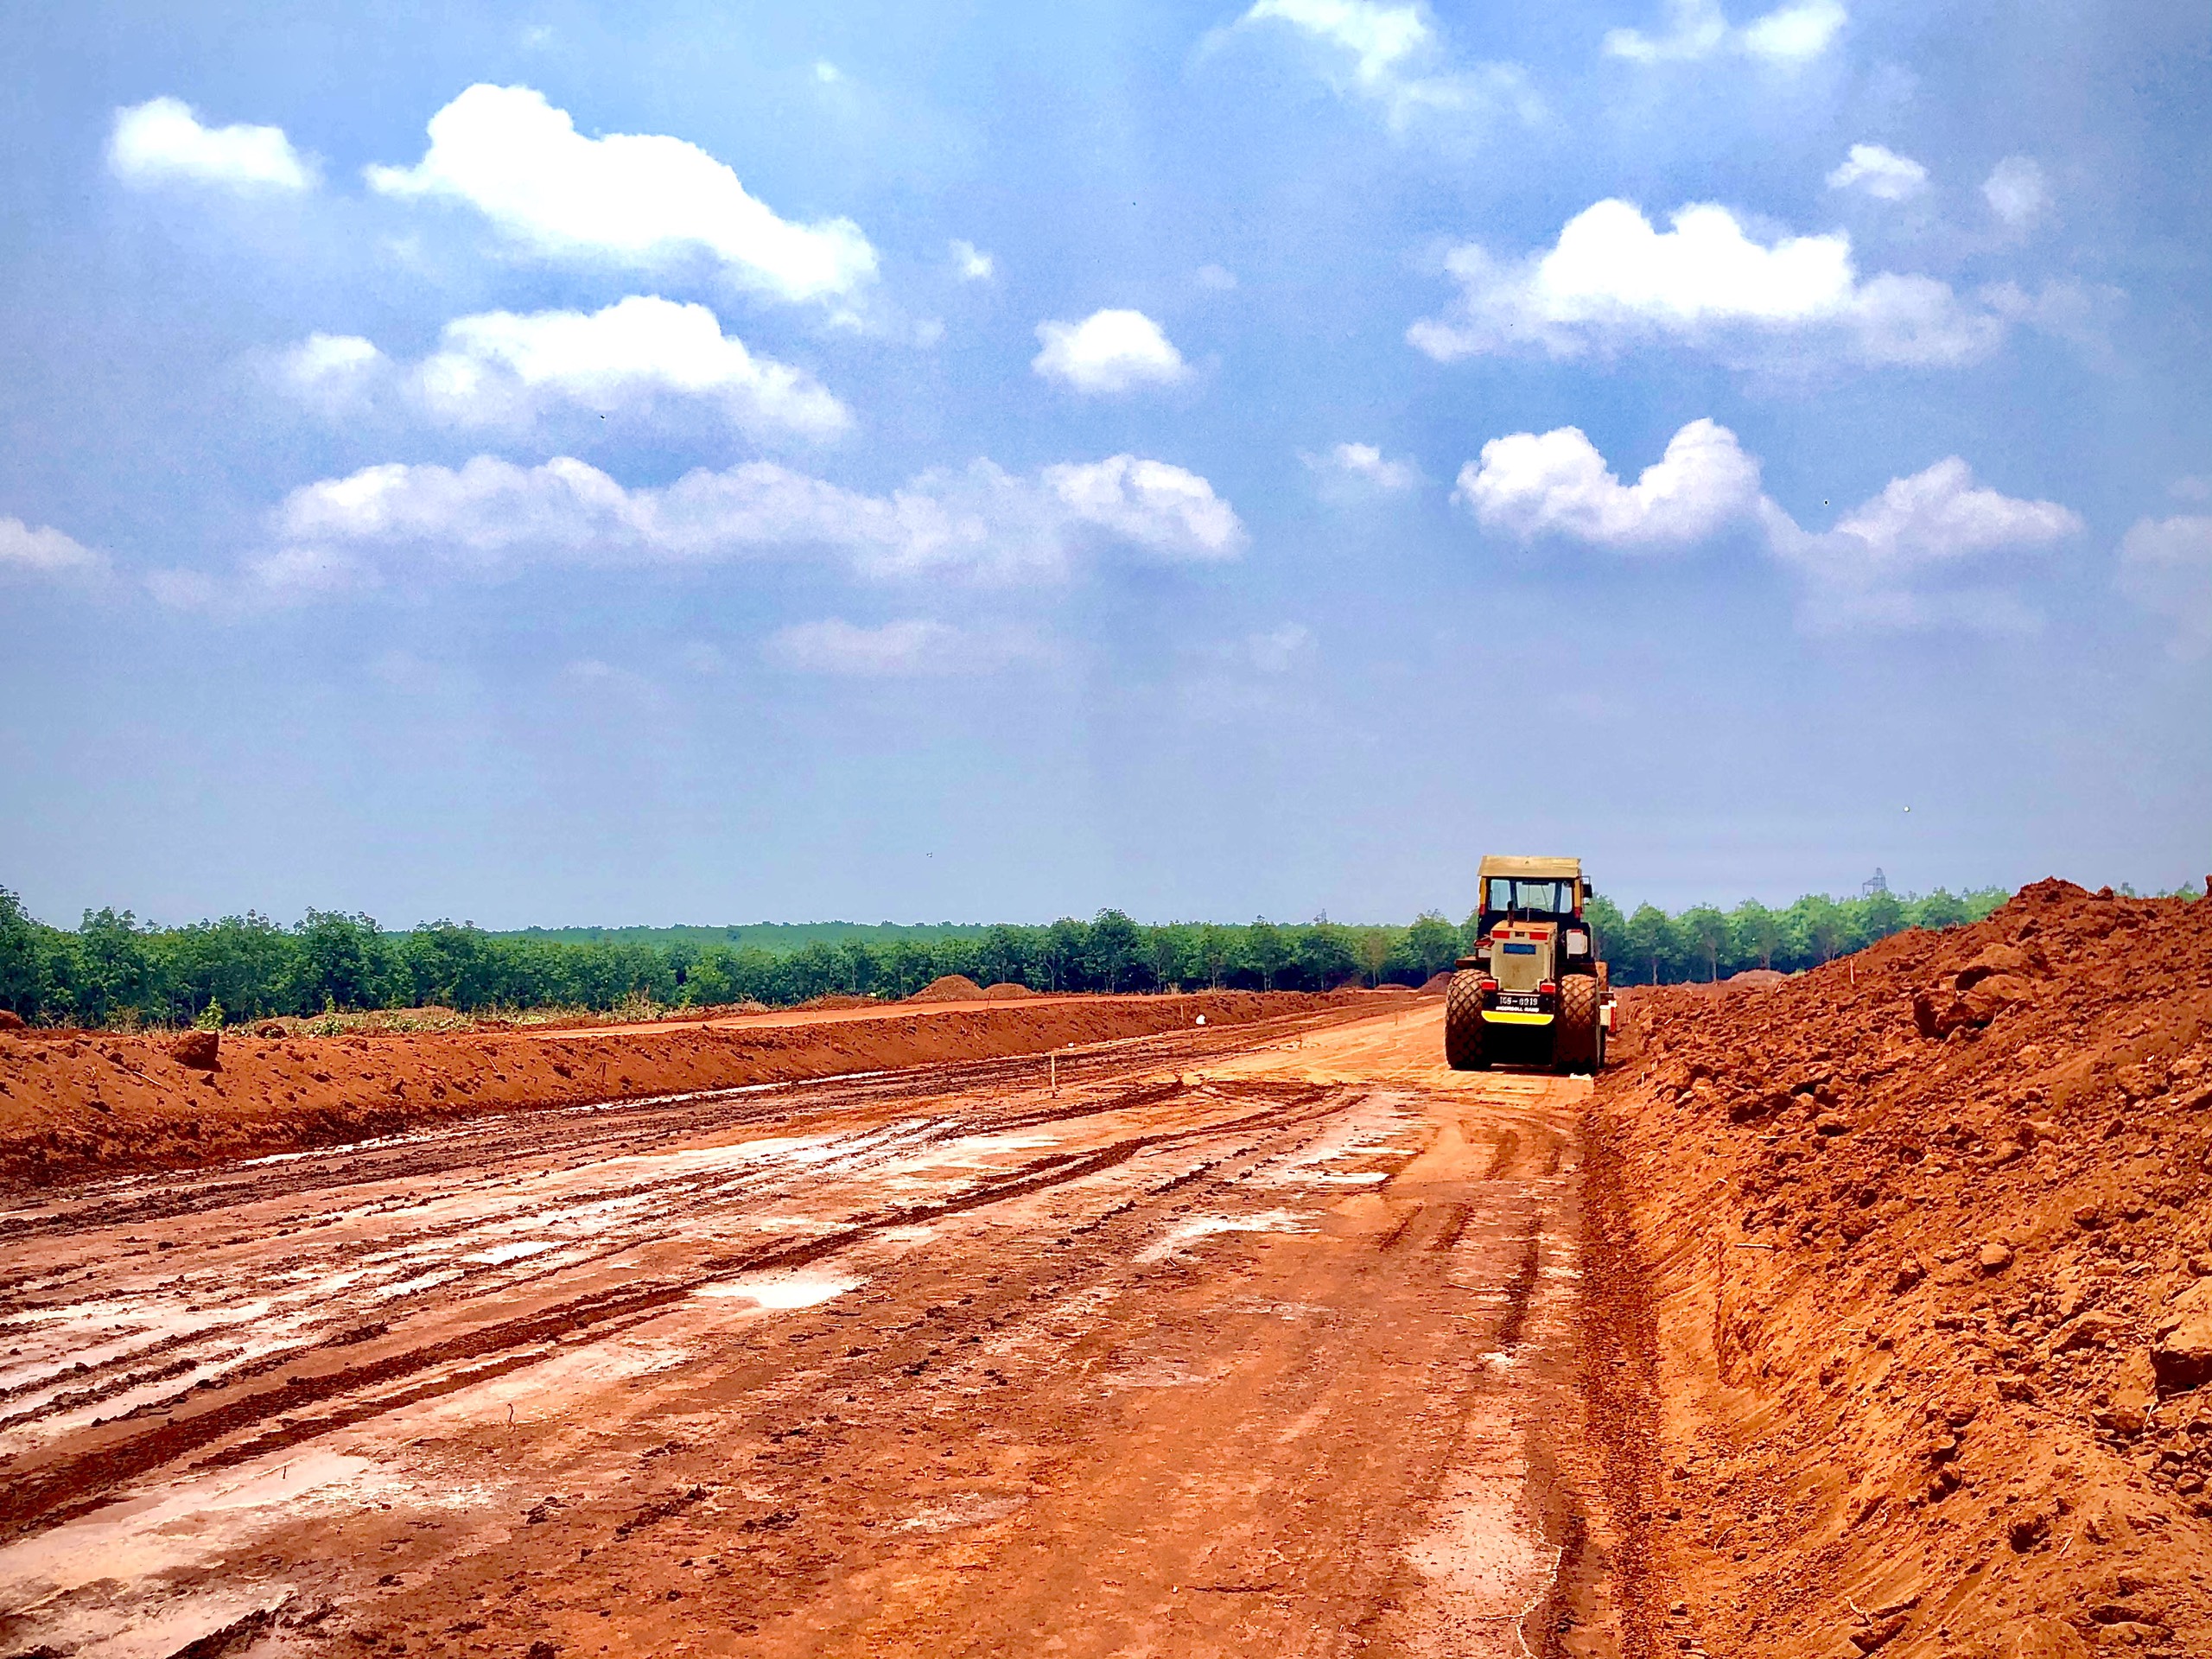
[1408,199,2005,367]
[364,85,876,303]
[0,516,106,578]
[1043,455,1246,559]
[1232,0,1537,134]
[1243,622,1315,673]
[1764,458,2080,631]
[412,296,847,437]
[1032,309,1190,394]
[1827,143,1928,201]
[2118,515,2212,658]
[1458,418,2080,631]
[1605,0,1846,65]
[766,618,1046,677]
[950,239,995,281]
[278,333,387,414]
[1455,419,1762,548]
[275,300,845,438]
[224,450,1241,601]
[109,96,315,193]
[1303,441,1421,499]
[1983,156,2050,229]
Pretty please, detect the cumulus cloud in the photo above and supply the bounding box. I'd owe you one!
[168,450,1243,605]
[1042,455,1246,557]
[1455,419,1763,548]
[950,239,995,281]
[109,96,315,193]
[1458,418,2081,631]
[1032,309,1190,394]
[766,618,1046,677]
[1408,199,2006,367]
[1231,0,1537,134]
[415,296,846,436]
[1827,143,1928,201]
[277,333,387,414]
[0,516,106,579]
[2118,515,2212,658]
[276,299,845,438]
[364,85,876,303]
[1983,156,2050,229]
[1605,0,1846,65]
[1303,441,1421,500]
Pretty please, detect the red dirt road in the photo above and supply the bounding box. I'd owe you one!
[0,1002,1624,1659]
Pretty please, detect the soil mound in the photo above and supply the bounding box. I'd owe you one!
[0,992,1336,1189]
[1590,880,2212,1655]
[1419,972,1452,994]
[1725,966,1789,988]
[982,982,1037,998]
[909,975,988,1003]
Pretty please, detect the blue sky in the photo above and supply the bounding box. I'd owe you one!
[3,0,2208,928]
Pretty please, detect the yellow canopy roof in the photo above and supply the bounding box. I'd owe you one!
[1477,855,1583,881]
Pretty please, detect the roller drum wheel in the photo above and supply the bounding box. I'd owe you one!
[1556,975,1600,1074]
[1444,972,1490,1071]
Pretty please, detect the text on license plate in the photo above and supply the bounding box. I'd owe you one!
[1497,993,1541,1012]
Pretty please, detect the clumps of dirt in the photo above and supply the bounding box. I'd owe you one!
[0,991,1332,1191]
[982,982,1037,998]
[1589,879,2212,1656]
[908,975,988,1002]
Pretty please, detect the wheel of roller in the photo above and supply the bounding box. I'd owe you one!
[1555,975,1600,1074]
[1444,971,1490,1071]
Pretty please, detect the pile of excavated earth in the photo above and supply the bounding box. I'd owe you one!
[1590,879,2212,1658]
[0,990,1341,1190]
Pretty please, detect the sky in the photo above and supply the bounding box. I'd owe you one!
[2,0,2209,930]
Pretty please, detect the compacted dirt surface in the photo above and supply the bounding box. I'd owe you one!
[0,996,1623,1659]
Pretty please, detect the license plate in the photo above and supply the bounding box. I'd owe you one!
[1497,993,1541,1012]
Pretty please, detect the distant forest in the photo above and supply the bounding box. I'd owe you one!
[9,880,2180,1029]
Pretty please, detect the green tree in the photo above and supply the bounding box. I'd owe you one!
[1294,924,1359,989]
[1244,919,1288,991]
[1621,905,1677,987]
[75,907,158,1024]
[1403,911,1461,980]
[1730,899,1783,970]
[1086,909,1144,992]
[1681,905,1728,982]
[0,886,50,1020]
[290,911,395,1012]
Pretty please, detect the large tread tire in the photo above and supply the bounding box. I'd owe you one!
[1444,972,1490,1071]
[1556,976,1600,1074]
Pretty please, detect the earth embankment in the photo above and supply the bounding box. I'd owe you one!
[1588,880,2212,1657]
[0,991,1382,1191]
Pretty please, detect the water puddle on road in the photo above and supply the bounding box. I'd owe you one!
[1134,1210,1318,1265]
[695,1273,864,1310]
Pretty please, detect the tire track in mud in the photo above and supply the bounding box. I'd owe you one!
[0,1008,1365,1248]
[0,1079,1346,1542]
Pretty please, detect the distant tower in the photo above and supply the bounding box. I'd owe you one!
[1861,868,1890,897]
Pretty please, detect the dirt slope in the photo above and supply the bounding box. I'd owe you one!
[0,992,1374,1192]
[1588,880,2212,1658]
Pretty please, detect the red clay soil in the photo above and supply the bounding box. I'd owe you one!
[1586,880,2212,1658]
[907,975,988,1002]
[980,982,1037,997]
[0,991,1340,1192]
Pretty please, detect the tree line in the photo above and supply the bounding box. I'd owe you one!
[0,880,2088,1029]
